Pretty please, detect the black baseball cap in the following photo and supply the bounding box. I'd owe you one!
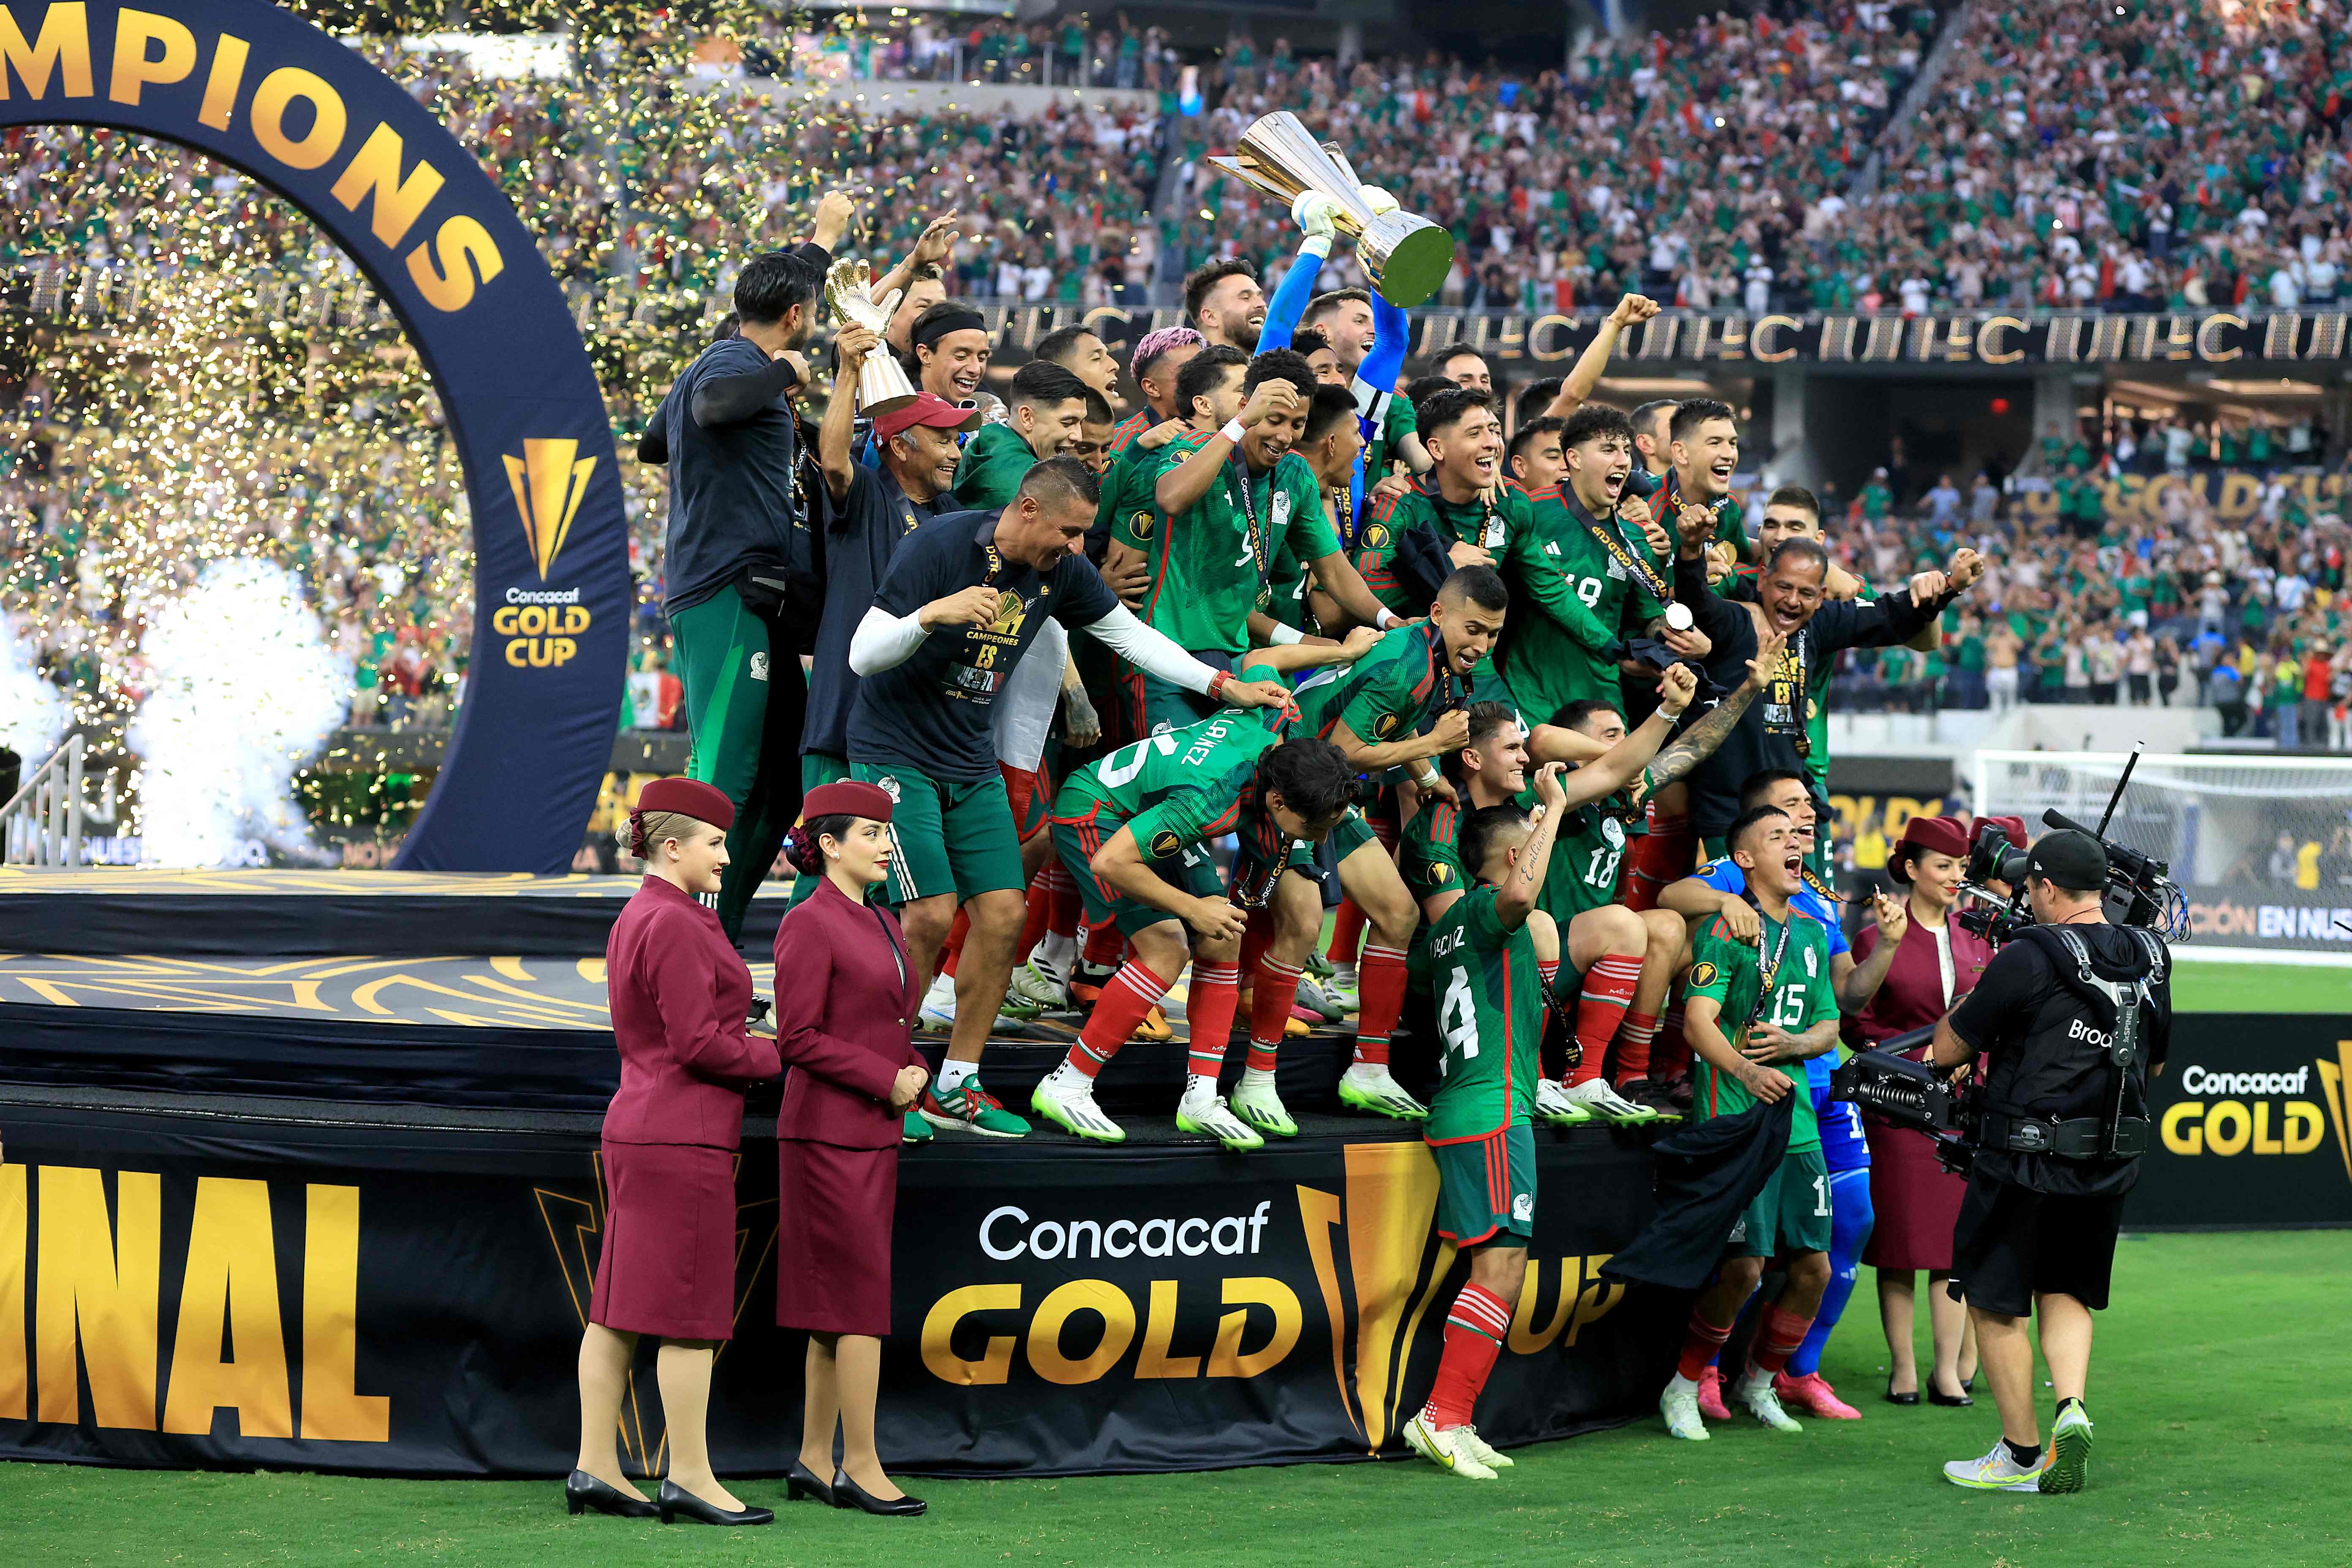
[2027,829,2108,893]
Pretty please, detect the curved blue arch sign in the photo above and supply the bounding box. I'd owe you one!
[0,0,626,872]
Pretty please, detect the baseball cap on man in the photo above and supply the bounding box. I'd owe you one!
[2026,829,2108,893]
[876,392,983,443]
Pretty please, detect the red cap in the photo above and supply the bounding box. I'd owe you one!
[804,779,895,823]
[634,776,734,831]
[875,392,983,443]
[1889,815,1969,883]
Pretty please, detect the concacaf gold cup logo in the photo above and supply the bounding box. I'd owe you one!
[2161,1041,2352,1177]
[494,438,596,668]
[1150,830,1183,859]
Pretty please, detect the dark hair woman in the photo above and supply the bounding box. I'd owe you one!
[772,780,931,1516]
[570,777,778,1527]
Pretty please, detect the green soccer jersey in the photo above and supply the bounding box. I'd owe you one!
[1291,621,1452,749]
[1362,389,1418,486]
[1264,541,1311,630]
[1684,906,1836,1151]
[1424,886,1544,1143]
[1057,671,1286,864]
[1537,790,1646,921]
[1354,478,1616,656]
[1104,425,1204,551]
[1138,446,1336,654]
[1509,484,1669,719]
[954,421,1038,509]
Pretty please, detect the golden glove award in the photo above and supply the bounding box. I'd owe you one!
[1207,111,1455,307]
[824,257,918,418]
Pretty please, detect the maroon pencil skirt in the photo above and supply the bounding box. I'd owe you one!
[589,1139,740,1341]
[1861,1116,1969,1273]
[776,1138,898,1337]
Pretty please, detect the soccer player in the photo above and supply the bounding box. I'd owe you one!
[1431,345,1492,394]
[1659,804,1842,1440]
[1355,390,1615,698]
[1033,323,1123,411]
[954,360,1090,506]
[1066,389,1118,475]
[1526,293,1661,424]
[869,212,959,358]
[1183,258,1266,352]
[1398,763,1574,1481]
[1030,636,1378,1147]
[1297,284,1429,487]
[845,457,1293,1136]
[1505,416,1567,492]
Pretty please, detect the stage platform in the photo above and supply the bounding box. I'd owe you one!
[0,867,794,957]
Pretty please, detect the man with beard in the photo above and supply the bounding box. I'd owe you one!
[954,360,1090,506]
[1184,257,1268,353]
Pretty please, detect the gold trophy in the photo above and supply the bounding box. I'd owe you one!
[824,257,918,418]
[1207,111,1455,307]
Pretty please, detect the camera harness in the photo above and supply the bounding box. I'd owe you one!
[1981,923,2169,1162]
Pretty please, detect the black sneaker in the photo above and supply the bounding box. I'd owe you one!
[1664,1073,1694,1111]
[1618,1077,1686,1120]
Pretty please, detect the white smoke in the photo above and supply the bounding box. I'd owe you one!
[129,559,353,867]
[0,609,69,767]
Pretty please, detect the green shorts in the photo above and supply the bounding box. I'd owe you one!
[1430,1122,1536,1248]
[1050,804,1221,938]
[1726,1147,1832,1260]
[851,761,1025,905]
[1328,806,1380,863]
[787,752,853,908]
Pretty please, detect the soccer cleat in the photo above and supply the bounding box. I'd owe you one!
[1402,1412,1498,1480]
[1697,1365,1732,1422]
[1659,1379,1711,1440]
[916,973,957,1034]
[1006,959,1070,1012]
[920,1076,1030,1138]
[1452,1426,1514,1470]
[1336,1062,1428,1120]
[2040,1404,2093,1494]
[1069,959,1116,1008]
[1734,1372,1804,1433]
[1027,940,1074,992]
[1666,1073,1694,1111]
[1302,948,1336,982]
[1774,1372,1861,1420]
[1321,967,1361,1013]
[1136,1005,1173,1042]
[1534,1078,1596,1128]
[1293,979,1344,1023]
[1616,1076,1686,1122]
[1229,1076,1298,1139]
[1944,1439,2050,1492]
[1029,1074,1126,1144]
[901,1109,934,1145]
[1175,1093,1265,1152]
[1563,1077,1662,1125]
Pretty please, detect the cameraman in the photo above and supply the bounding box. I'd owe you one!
[1927,830,2168,1496]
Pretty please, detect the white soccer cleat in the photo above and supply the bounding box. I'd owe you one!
[1563,1076,1661,1125]
[1452,1426,1514,1470]
[1945,1438,2050,1492]
[1402,1412,1498,1480]
[1534,1077,1597,1127]
[1029,1072,1126,1144]
[1321,967,1362,1013]
[1735,1372,1804,1433]
[1337,1062,1427,1120]
[917,973,957,1034]
[1659,1378,1711,1440]
[1229,1075,1298,1139]
[1175,1092,1265,1152]
[1006,957,1070,1012]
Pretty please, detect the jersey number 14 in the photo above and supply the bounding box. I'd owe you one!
[1437,965,1480,1075]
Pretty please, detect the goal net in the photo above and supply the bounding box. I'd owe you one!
[1970,751,2352,954]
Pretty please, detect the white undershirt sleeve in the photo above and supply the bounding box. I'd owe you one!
[1082,604,1220,695]
[847,606,930,676]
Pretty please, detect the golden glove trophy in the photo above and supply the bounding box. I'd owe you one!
[824,258,918,418]
[1207,111,1455,307]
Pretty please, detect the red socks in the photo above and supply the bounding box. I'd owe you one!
[1326,898,1366,968]
[1247,956,1302,1073]
[1081,921,1124,970]
[1568,952,1643,1084]
[1066,960,1166,1078]
[1614,1010,1661,1086]
[1351,942,1409,1067]
[1651,1004,1691,1080]
[1425,1281,1511,1429]
[1016,875,1054,958]
[1677,1306,1735,1383]
[1749,1304,1816,1379]
[1186,962,1242,1080]
[1045,866,1080,938]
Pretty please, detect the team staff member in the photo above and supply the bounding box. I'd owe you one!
[1931,830,2170,1495]
[903,302,999,417]
[953,359,1091,506]
[771,781,930,1517]
[1398,767,1573,1481]
[570,779,778,1528]
[846,457,1292,1136]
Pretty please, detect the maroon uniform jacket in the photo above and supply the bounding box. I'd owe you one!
[771,877,920,1149]
[1844,915,1996,1046]
[602,875,778,1148]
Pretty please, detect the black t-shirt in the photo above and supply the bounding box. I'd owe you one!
[802,464,957,758]
[662,336,802,614]
[846,510,1119,781]
[1948,923,2172,1196]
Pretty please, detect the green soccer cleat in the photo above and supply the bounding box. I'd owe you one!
[1534,1078,1596,1127]
[1336,1063,1427,1120]
[1027,1072,1124,1144]
[1229,1076,1298,1139]
[2040,1405,2093,1494]
[1402,1412,1498,1480]
[1175,1092,1265,1152]
[921,1076,1030,1138]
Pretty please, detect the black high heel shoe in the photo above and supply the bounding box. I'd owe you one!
[1884,1379,1920,1407]
[785,1461,835,1505]
[832,1467,926,1517]
[564,1470,657,1519]
[1926,1380,1975,1408]
[656,1478,774,1527]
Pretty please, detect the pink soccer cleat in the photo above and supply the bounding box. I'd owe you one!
[1697,1365,1732,1422]
[1774,1371,1862,1420]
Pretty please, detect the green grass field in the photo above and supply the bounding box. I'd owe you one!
[2170,957,2349,1015]
[5,1229,2344,1568]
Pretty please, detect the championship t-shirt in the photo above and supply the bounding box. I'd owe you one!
[846,509,1119,781]
[802,464,954,757]
[1424,886,1543,1144]
[1138,447,1335,654]
[1685,906,1837,1151]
